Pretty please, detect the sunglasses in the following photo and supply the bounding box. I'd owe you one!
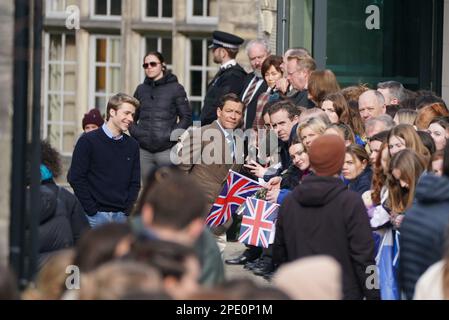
[142,62,161,69]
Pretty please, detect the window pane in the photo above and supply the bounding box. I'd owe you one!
[145,37,158,53]
[47,124,61,150]
[110,0,121,15]
[64,35,76,61]
[62,125,76,154]
[64,64,76,92]
[63,94,76,122]
[162,38,172,65]
[49,64,61,91]
[146,0,158,17]
[110,38,120,63]
[48,94,61,122]
[95,96,107,115]
[96,39,107,62]
[162,0,173,17]
[96,67,106,92]
[49,35,62,61]
[109,67,121,93]
[191,40,202,66]
[95,0,107,15]
[190,71,202,96]
[193,0,203,16]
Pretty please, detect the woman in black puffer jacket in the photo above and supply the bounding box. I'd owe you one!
[130,51,192,179]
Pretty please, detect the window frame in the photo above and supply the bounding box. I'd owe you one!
[90,0,122,21]
[89,34,122,115]
[185,38,218,118]
[186,0,218,24]
[141,0,173,22]
[43,32,78,156]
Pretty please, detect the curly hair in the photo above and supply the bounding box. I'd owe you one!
[41,140,62,178]
[371,140,389,205]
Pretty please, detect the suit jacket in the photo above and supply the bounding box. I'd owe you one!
[177,121,243,234]
[200,64,247,126]
[289,89,315,108]
[240,73,268,129]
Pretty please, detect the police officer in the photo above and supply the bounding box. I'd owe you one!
[200,31,247,126]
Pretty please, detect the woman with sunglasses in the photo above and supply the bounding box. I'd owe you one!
[130,51,192,180]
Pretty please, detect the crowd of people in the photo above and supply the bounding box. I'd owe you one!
[2,30,449,301]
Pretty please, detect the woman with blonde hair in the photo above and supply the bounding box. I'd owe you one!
[387,124,430,164]
[415,102,449,130]
[393,108,418,126]
[297,117,328,150]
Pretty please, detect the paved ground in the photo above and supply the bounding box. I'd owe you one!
[223,241,269,286]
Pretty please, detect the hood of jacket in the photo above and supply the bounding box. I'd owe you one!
[415,173,449,203]
[293,175,347,207]
[40,185,57,224]
[144,72,178,87]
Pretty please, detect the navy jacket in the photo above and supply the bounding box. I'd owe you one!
[348,167,373,195]
[200,64,247,126]
[399,173,449,299]
[68,128,141,215]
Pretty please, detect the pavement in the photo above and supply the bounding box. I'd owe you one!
[223,241,269,286]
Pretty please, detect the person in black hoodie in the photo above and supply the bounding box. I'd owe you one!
[273,134,380,300]
[400,141,449,299]
[130,51,192,179]
[39,140,90,267]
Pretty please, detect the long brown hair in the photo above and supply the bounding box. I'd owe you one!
[308,70,340,104]
[415,102,449,130]
[386,149,426,214]
[371,140,389,205]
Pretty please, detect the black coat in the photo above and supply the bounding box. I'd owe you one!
[289,89,315,108]
[240,73,268,129]
[273,175,380,300]
[38,181,90,267]
[130,72,192,153]
[399,174,449,299]
[200,64,247,126]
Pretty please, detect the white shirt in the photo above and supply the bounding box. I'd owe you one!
[216,120,235,158]
[221,59,237,70]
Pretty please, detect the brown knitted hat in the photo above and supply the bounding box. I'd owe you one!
[82,108,104,129]
[308,134,345,176]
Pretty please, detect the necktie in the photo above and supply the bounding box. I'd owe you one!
[243,76,259,106]
[226,133,235,160]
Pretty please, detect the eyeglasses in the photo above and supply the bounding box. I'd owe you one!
[142,62,161,69]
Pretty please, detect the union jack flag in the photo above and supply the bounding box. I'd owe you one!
[238,197,279,248]
[205,170,262,228]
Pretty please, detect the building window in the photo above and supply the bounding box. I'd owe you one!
[143,0,173,20]
[45,0,77,17]
[187,0,218,23]
[144,36,172,67]
[186,38,217,121]
[90,36,121,115]
[91,0,121,19]
[43,33,77,155]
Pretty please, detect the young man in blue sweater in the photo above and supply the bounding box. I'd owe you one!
[68,93,141,227]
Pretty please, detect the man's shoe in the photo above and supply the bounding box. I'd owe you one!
[225,255,251,265]
[263,271,274,281]
[253,261,274,276]
[244,258,262,270]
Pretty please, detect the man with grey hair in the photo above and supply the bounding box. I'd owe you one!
[358,90,386,123]
[240,39,271,129]
[365,114,395,139]
[377,81,405,105]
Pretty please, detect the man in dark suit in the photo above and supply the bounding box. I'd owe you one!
[200,31,247,126]
[240,39,271,129]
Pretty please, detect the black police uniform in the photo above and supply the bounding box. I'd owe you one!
[200,31,247,126]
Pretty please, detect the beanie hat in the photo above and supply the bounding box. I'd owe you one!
[82,108,104,129]
[308,134,345,177]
